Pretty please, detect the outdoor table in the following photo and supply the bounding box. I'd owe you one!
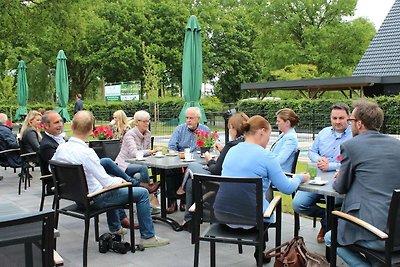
[126,153,205,231]
[297,171,345,260]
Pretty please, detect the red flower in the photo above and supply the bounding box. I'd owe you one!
[93,125,112,140]
[336,155,342,162]
[194,129,218,147]
[196,139,205,147]
[5,120,12,127]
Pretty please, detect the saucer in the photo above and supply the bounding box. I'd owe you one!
[154,155,164,158]
[308,180,328,186]
[182,158,195,162]
[166,153,177,157]
[135,158,146,161]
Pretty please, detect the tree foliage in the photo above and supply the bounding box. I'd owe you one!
[0,0,376,104]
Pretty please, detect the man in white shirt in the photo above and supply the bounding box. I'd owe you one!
[52,111,169,248]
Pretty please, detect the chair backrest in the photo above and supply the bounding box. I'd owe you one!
[290,149,301,174]
[102,140,122,161]
[193,174,263,228]
[0,210,54,267]
[386,189,400,249]
[49,160,90,209]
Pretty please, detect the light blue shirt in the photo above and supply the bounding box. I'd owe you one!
[168,123,210,152]
[270,128,298,172]
[215,142,304,221]
[308,125,352,171]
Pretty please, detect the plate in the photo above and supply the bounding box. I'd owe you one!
[308,180,328,186]
[154,155,164,158]
[135,158,146,161]
[182,158,195,162]
[166,154,177,157]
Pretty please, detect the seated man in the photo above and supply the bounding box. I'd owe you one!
[325,100,400,266]
[0,113,22,168]
[166,107,210,213]
[292,103,352,243]
[52,111,169,247]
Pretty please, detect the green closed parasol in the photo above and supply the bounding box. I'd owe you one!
[179,15,207,124]
[55,50,71,122]
[15,60,29,121]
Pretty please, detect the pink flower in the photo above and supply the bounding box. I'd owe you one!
[336,155,342,162]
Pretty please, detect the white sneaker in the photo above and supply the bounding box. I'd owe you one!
[111,228,128,235]
[140,235,170,248]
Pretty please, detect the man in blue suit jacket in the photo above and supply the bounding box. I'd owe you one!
[326,100,400,266]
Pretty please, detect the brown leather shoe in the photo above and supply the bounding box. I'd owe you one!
[317,227,325,243]
[179,201,186,212]
[140,182,161,194]
[120,217,140,229]
[166,200,177,214]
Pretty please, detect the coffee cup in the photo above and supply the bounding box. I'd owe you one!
[136,150,144,160]
[314,176,322,182]
[184,152,192,161]
[155,151,162,157]
[168,149,176,156]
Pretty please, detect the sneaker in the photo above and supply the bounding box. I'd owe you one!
[151,206,161,215]
[140,235,170,248]
[111,228,128,235]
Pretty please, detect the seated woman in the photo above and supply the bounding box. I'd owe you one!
[214,115,309,264]
[179,112,249,231]
[114,110,161,205]
[20,110,42,153]
[270,108,300,172]
[110,110,131,141]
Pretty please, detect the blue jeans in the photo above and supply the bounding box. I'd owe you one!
[92,187,154,239]
[292,191,327,227]
[325,231,384,267]
[100,158,149,186]
[184,162,211,222]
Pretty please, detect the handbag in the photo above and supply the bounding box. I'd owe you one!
[264,236,329,267]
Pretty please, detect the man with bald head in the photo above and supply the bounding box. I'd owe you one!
[52,111,169,247]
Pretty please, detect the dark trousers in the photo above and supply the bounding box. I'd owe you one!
[165,168,184,200]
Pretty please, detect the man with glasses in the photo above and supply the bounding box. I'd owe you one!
[166,107,211,213]
[325,100,400,266]
[292,103,352,243]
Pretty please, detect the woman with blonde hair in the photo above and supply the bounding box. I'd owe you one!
[20,110,42,153]
[110,110,130,140]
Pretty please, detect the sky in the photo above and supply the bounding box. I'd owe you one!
[353,0,396,29]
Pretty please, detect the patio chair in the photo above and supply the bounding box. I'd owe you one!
[330,189,400,267]
[0,210,62,267]
[49,160,135,267]
[88,140,121,160]
[192,174,282,267]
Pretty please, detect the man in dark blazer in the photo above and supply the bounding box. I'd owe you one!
[0,113,22,168]
[326,100,400,266]
[39,111,65,176]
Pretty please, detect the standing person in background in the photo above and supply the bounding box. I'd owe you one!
[166,107,210,213]
[270,108,300,172]
[292,103,352,243]
[110,110,130,141]
[20,110,43,153]
[74,94,83,114]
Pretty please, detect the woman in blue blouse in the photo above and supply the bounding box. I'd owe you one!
[214,115,309,264]
[270,108,300,172]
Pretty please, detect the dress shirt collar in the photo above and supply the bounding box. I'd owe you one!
[45,132,66,145]
[67,136,88,146]
[330,125,351,139]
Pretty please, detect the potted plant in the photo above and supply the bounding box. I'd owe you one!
[194,130,219,154]
[93,125,113,140]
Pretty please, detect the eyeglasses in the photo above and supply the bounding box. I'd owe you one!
[347,118,357,123]
[138,120,150,123]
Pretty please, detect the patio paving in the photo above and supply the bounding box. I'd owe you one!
[0,166,345,266]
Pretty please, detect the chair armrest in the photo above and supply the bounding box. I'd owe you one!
[0,148,20,155]
[20,152,37,158]
[284,172,294,177]
[53,250,64,266]
[40,174,53,181]
[87,182,132,198]
[264,196,281,218]
[332,210,388,240]
[188,191,216,213]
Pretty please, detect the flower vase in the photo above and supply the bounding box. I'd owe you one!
[200,147,211,155]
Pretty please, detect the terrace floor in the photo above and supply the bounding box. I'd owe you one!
[0,166,346,267]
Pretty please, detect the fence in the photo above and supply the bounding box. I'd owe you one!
[92,108,400,157]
